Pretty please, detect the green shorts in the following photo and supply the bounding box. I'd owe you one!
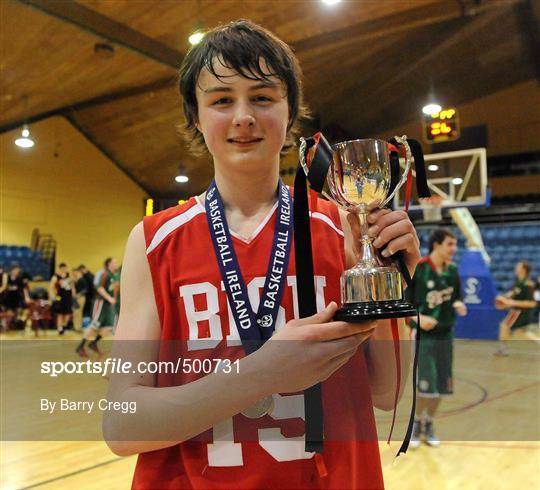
[505,309,534,331]
[417,330,453,397]
[90,298,115,329]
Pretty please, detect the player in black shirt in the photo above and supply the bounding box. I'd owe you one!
[49,263,75,335]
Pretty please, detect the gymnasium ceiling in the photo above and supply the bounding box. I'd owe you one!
[1,0,539,198]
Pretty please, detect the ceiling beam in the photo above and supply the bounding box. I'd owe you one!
[0,77,176,134]
[323,5,506,128]
[18,0,183,68]
[291,0,522,54]
[366,7,504,105]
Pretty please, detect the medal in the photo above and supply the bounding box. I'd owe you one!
[206,180,293,419]
[241,395,274,419]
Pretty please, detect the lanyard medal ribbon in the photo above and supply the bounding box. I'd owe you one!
[205,179,294,355]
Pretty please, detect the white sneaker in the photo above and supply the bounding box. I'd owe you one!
[424,420,440,447]
[409,419,422,449]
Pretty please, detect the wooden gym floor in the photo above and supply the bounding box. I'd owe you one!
[1,328,539,490]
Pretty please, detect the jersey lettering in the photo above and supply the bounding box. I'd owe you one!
[426,286,454,309]
[180,282,221,351]
[208,393,312,467]
[181,276,328,349]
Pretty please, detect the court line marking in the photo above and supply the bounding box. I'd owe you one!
[378,379,539,429]
[436,379,539,418]
[18,456,124,490]
[455,341,540,356]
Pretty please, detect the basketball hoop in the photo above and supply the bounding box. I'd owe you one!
[419,195,444,222]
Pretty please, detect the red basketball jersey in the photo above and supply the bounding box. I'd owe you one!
[134,193,384,489]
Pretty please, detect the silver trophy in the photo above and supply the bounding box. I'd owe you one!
[299,135,417,321]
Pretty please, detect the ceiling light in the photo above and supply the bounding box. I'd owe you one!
[322,0,341,4]
[175,165,189,183]
[188,30,205,45]
[428,164,439,171]
[15,124,34,148]
[452,177,463,185]
[422,103,442,116]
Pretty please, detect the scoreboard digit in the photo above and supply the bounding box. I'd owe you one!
[423,107,460,143]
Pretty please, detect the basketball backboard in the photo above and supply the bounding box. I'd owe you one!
[393,147,488,211]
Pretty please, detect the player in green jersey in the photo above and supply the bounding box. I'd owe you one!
[494,260,536,356]
[406,228,467,448]
[76,257,119,357]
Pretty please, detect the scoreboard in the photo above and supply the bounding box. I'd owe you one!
[423,107,460,143]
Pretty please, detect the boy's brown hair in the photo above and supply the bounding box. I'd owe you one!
[178,19,309,156]
[428,228,457,253]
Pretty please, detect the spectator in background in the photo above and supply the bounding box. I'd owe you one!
[406,228,467,448]
[20,266,31,289]
[112,264,121,332]
[494,260,537,356]
[0,264,8,296]
[77,264,95,328]
[26,285,52,337]
[534,274,540,331]
[3,264,26,331]
[0,264,9,331]
[50,263,75,335]
[72,267,86,332]
[94,264,105,290]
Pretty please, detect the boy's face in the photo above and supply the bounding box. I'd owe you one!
[108,258,118,272]
[195,57,289,169]
[515,263,526,279]
[433,236,457,263]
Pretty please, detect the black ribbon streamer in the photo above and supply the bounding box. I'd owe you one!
[389,136,428,456]
[388,137,431,200]
[294,165,324,454]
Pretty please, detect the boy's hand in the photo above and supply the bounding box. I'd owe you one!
[418,314,438,331]
[453,300,467,316]
[254,302,376,394]
[348,208,420,277]
[495,295,511,310]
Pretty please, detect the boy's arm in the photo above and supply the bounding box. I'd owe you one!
[452,272,467,316]
[105,222,374,456]
[340,208,420,411]
[105,223,268,455]
[96,272,115,304]
[498,282,536,309]
[507,298,537,309]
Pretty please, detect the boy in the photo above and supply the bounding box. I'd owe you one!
[407,228,467,448]
[76,257,119,356]
[494,260,536,356]
[105,20,421,489]
[49,263,75,335]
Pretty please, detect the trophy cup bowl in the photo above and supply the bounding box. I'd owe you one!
[300,136,417,321]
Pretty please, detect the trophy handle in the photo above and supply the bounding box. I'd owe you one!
[381,135,412,207]
[299,137,309,176]
[298,135,337,204]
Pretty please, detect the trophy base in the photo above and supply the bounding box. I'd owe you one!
[335,300,416,322]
